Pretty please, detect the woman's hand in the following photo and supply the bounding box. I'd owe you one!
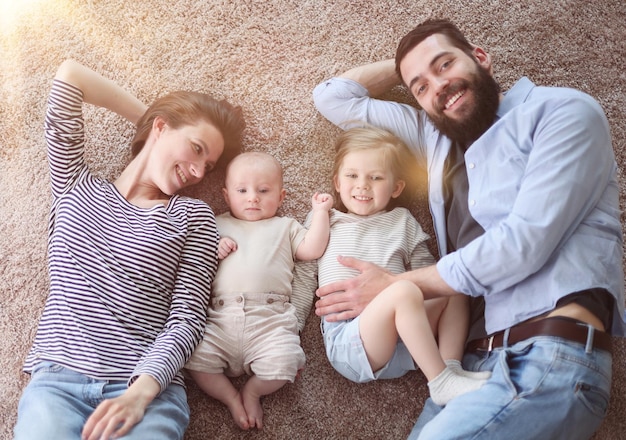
[81,375,160,440]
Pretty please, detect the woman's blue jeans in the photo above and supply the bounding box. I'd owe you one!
[14,362,190,440]
[408,336,612,440]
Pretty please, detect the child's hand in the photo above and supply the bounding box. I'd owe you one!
[218,237,238,260]
[311,192,334,212]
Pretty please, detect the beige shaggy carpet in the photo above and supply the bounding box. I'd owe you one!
[1,1,625,439]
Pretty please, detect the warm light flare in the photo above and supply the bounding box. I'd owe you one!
[1,0,53,36]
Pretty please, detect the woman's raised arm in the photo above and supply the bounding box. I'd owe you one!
[55,59,147,125]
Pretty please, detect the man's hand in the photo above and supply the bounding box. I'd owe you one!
[315,255,395,321]
[218,237,238,260]
[81,375,159,440]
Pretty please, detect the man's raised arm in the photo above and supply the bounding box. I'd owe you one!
[337,58,400,97]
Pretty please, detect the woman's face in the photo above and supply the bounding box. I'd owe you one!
[150,118,225,195]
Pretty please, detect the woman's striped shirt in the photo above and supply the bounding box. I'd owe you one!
[23,79,219,391]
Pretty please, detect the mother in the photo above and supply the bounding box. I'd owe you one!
[13,59,245,440]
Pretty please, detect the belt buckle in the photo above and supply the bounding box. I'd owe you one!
[488,334,495,352]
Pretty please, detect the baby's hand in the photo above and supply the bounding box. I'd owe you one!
[311,192,334,212]
[218,237,238,260]
[295,366,305,381]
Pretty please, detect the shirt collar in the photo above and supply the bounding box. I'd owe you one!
[496,77,535,119]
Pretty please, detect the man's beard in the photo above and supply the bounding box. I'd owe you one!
[426,66,500,147]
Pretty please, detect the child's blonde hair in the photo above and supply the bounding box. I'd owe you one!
[332,124,420,212]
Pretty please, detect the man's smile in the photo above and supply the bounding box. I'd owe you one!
[445,89,465,109]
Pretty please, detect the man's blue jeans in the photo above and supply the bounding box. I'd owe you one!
[14,362,190,440]
[408,336,612,440]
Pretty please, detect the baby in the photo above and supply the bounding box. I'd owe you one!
[186,151,333,430]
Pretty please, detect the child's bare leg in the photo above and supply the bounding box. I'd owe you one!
[358,280,446,380]
[434,296,491,379]
[436,295,469,361]
[358,280,489,405]
[188,370,249,430]
[241,376,288,430]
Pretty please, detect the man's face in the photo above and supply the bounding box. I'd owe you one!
[399,34,500,145]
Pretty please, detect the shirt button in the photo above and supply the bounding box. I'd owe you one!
[468,162,475,169]
[236,297,243,303]
[470,200,476,206]
[218,299,224,306]
[267,298,274,304]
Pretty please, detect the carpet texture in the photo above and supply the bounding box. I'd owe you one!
[1,1,625,439]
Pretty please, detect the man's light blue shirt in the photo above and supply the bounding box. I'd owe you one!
[313,76,625,335]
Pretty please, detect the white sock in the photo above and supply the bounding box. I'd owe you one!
[445,359,492,380]
[427,365,488,406]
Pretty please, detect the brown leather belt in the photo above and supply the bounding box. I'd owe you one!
[466,317,612,354]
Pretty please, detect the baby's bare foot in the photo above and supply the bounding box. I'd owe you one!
[224,392,250,430]
[242,389,264,430]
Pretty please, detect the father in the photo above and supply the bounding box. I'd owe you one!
[312,18,625,439]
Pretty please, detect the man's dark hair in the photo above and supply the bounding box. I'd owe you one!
[395,19,473,84]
